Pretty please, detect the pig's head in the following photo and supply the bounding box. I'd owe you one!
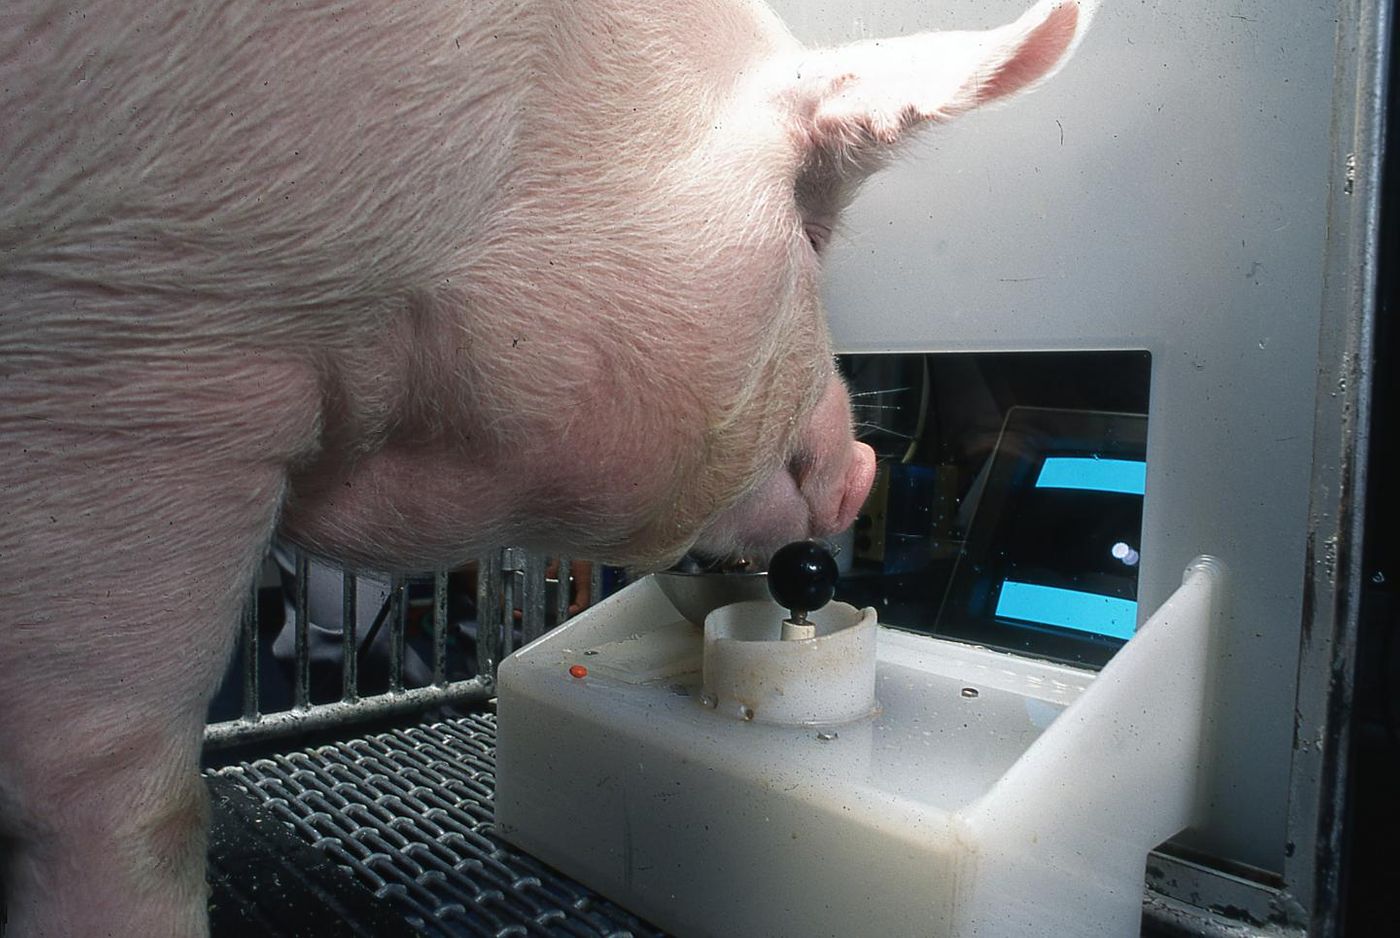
[249,1,1098,574]
[455,0,1095,569]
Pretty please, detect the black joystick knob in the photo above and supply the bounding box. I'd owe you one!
[767,540,838,622]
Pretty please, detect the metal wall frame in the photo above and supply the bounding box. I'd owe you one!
[1144,0,1391,933]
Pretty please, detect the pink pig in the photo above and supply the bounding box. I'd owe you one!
[0,0,1094,933]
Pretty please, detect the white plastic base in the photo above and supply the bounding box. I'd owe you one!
[496,560,1222,938]
[702,599,878,726]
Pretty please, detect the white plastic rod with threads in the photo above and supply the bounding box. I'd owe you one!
[781,618,816,641]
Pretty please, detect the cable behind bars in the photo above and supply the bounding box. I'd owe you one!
[207,546,606,750]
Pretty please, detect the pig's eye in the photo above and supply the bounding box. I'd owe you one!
[803,221,832,254]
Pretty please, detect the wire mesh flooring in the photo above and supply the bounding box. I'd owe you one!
[206,713,665,937]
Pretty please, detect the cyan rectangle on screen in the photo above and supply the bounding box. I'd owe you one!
[995,580,1138,640]
[1034,457,1146,496]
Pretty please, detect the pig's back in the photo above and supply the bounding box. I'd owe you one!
[0,0,541,349]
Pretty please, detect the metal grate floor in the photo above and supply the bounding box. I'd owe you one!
[209,714,666,937]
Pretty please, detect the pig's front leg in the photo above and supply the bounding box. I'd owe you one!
[0,365,317,937]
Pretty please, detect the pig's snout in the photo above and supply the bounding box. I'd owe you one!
[789,376,876,540]
[786,435,877,539]
[694,379,876,560]
[829,439,876,535]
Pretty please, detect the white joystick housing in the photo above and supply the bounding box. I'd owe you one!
[701,598,879,725]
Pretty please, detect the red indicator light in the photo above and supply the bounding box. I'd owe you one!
[568,664,588,679]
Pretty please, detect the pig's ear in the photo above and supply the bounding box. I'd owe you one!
[792,0,1095,154]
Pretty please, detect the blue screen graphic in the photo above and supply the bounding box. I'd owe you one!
[1035,457,1146,496]
[994,580,1138,640]
[994,455,1148,639]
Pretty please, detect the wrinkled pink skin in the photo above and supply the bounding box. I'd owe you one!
[699,379,877,558]
[0,0,1091,934]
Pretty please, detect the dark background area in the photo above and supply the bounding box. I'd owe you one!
[1341,9,1399,932]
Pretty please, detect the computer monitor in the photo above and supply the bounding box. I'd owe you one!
[934,407,1148,668]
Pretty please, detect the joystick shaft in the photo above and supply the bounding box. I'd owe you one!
[766,540,838,641]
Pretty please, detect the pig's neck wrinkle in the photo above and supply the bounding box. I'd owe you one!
[283,440,524,572]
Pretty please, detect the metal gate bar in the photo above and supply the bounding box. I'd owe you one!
[208,548,607,750]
